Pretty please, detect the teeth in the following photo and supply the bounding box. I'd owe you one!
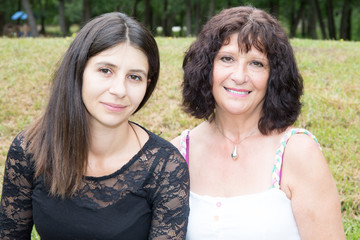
[226,88,250,95]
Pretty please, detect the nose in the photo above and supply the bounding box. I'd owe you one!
[230,63,248,84]
[108,75,126,98]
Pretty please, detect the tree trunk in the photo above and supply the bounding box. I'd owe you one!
[37,0,46,35]
[226,0,232,8]
[290,0,296,37]
[144,0,153,32]
[301,9,306,37]
[179,10,185,37]
[307,3,317,39]
[162,0,172,36]
[208,0,215,20]
[22,0,39,37]
[269,0,279,19]
[313,0,327,39]
[131,0,139,18]
[0,1,6,36]
[82,0,91,26]
[59,0,67,36]
[290,0,306,38]
[194,1,200,35]
[340,0,351,40]
[326,0,336,39]
[185,0,191,36]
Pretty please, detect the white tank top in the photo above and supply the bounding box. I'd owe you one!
[180,128,320,240]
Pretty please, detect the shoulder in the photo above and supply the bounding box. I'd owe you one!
[280,129,344,239]
[171,129,191,150]
[5,130,35,180]
[144,130,189,184]
[283,128,321,160]
[170,135,181,149]
[280,128,328,196]
[142,127,187,166]
[7,130,31,160]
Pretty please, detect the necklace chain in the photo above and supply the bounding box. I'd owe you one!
[129,122,143,155]
[214,120,258,160]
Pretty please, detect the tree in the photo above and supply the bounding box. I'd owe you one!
[290,0,306,38]
[185,0,191,36]
[132,0,140,19]
[162,0,172,36]
[22,0,39,37]
[144,0,153,32]
[326,0,336,39]
[313,0,327,39]
[340,0,351,40]
[193,0,200,35]
[208,0,215,20]
[82,0,92,26]
[59,0,67,36]
[37,0,46,35]
[269,0,279,19]
[307,1,317,39]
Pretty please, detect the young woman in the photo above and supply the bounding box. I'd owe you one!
[0,12,189,239]
[172,6,344,240]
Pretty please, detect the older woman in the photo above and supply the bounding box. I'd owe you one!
[172,6,344,240]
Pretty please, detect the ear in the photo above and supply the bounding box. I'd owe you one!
[147,79,151,86]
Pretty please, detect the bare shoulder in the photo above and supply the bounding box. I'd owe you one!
[281,130,345,239]
[282,131,326,188]
[171,135,182,149]
[170,122,208,150]
[286,132,322,160]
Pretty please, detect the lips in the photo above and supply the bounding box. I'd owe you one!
[224,87,251,95]
[101,102,127,112]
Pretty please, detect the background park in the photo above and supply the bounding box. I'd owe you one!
[0,0,359,239]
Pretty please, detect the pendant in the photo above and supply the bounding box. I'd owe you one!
[231,145,238,160]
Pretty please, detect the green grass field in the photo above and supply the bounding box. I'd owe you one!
[0,37,359,239]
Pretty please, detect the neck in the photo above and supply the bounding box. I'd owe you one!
[88,121,132,158]
[213,112,260,143]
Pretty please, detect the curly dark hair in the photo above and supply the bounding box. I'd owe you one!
[182,6,303,135]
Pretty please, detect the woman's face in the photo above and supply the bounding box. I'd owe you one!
[82,42,149,129]
[212,33,270,118]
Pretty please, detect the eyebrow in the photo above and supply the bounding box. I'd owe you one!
[95,61,118,69]
[94,61,148,75]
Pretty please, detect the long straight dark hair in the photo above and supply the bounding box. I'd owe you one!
[26,12,159,198]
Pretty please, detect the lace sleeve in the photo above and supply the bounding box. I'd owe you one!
[0,132,34,239]
[148,148,190,240]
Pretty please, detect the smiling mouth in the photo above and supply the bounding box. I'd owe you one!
[224,87,251,95]
[102,102,127,112]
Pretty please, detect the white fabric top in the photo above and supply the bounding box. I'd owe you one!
[186,188,300,240]
[180,128,319,240]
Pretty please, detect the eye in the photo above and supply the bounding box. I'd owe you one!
[128,74,142,81]
[220,56,234,63]
[99,68,112,75]
[250,61,264,68]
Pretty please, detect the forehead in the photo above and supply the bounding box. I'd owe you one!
[87,42,149,69]
[220,33,267,57]
[96,42,146,58]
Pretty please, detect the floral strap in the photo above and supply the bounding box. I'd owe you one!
[271,128,321,189]
[180,130,190,165]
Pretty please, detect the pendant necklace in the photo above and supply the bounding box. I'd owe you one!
[214,121,258,160]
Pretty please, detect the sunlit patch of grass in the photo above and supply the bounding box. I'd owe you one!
[293,39,360,235]
[0,37,359,238]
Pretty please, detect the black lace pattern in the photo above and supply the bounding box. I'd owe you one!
[0,127,190,239]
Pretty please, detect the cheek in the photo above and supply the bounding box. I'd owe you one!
[129,83,148,105]
[252,72,269,90]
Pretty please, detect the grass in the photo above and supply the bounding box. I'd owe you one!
[0,37,359,239]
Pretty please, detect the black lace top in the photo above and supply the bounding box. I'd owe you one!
[0,126,190,240]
